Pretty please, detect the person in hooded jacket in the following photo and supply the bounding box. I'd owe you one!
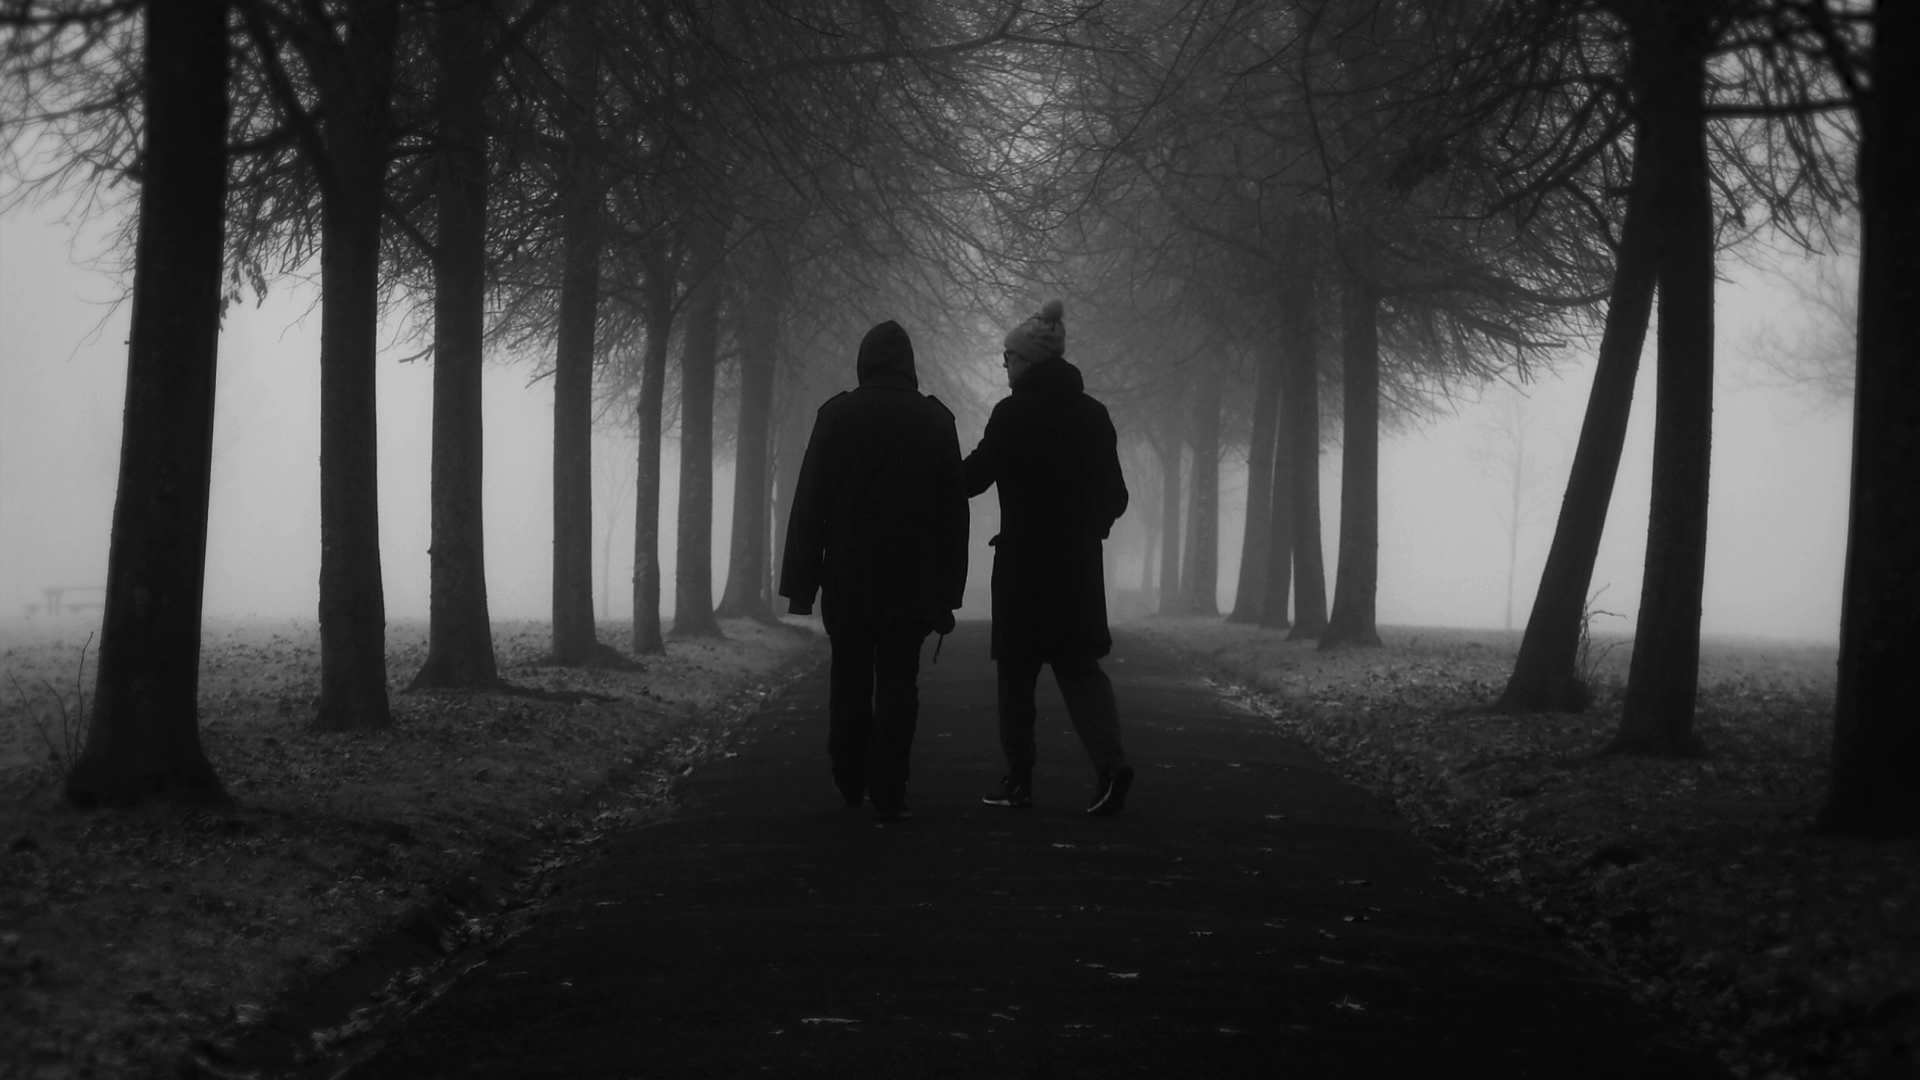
[779,320,968,823]
[964,300,1135,816]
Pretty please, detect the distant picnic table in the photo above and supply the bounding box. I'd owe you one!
[24,585,106,618]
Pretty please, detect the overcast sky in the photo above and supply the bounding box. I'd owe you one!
[0,195,1852,641]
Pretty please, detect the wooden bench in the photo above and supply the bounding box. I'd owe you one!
[25,585,106,618]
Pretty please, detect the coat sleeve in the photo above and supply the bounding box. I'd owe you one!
[937,409,970,610]
[1093,402,1129,539]
[778,404,834,611]
[962,400,1009,498]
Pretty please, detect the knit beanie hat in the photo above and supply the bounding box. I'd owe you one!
[1003,299,1066,361]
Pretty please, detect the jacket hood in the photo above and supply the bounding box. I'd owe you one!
[1012,355,1084,396]
[856,320,918,390]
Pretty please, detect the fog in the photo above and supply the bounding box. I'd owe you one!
[1,199,1850,642]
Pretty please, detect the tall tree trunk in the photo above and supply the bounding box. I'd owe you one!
[1281,275,1328,638]
[1183,365,1223,617]
[549,0,605,666]
[1154,428,1184,615]
[1819,0,1920,836]
[1260,378,1294,631]
[672,233,725,638]
[1139,482,1159,594]
[1228,345,1282,623]
[66,0,230,807]
[312,0,399,732]
[1321,261,1383,649]
[716,253,783,619]
[410,0,499,691]
[770,378,810,618]
[630,245,675,654]
[1496,129,1660,713]
[1613,13,1714,756]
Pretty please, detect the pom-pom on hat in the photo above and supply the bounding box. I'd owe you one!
[1003,298,1066,362]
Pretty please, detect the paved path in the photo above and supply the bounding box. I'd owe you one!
[350,622,1718,1078]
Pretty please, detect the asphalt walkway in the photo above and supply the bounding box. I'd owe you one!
[349,621,1719,1078]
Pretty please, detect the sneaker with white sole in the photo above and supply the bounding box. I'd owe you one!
[1088,765,1134,816]
[981,774,1032,808]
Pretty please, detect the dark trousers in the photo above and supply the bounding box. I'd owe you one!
[828,625,928,810]
[996,656,1126,776]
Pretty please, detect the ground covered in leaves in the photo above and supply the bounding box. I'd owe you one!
[0,616,825,1079]
[1128,616,1917,1080]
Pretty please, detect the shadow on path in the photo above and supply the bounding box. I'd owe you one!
[346,622,1720,1078]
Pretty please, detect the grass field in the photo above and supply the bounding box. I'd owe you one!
[0,615,825,1077]
[1125,616,1915,1080]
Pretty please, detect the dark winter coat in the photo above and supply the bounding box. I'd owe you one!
[778,322,968,636]
[964,356,1129,661]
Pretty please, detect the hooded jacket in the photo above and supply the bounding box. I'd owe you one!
[963,355,1129,661]
[778,321,969,635]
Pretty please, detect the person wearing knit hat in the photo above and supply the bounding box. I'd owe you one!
[1002,298,1066,362]
[779,319,970,824]
[966,299,1136,816]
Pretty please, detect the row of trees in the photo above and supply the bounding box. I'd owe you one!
[931,0,1906,832]
[1,0,1909,835]
[5,0,1077,801]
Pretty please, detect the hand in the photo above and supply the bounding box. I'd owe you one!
[788,599,813,617]
[934,609,956,635]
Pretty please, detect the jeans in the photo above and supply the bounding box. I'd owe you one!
[828,625,928,810]
[995,656,1126,776]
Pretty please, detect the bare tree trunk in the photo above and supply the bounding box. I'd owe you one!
[1281,275,1328,638]
[1260,376,1294,631]
[1154,427,1184,615]
[630,245,676,654]
[1183,365,1223,617]
[672,231,725,638]
[66,0,230,807]
[1228,345,1282,623]
[312,0,399,732]
[1496,128,1659,713]
[549,0,607,667]
[1819,0,1920,836]
[1613,11,1715,757]
[770,374,811,617]
[716,252,783,619]
[1321,261,1383,649]
[1139,467,1160,595]
[410,0,499,691]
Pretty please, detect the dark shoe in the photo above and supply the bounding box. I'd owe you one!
[873,803,914,824]
[981,774,1032,808]
[1088,765,1134,817]
[841,788,864,809]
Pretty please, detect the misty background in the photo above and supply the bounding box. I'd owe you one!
[1,193,1851,640]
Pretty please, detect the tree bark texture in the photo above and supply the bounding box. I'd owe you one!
[769,376,812,621]
[1260,373,1295,631]
[630,246,675,654]
[1818,0,1920,836]
[549,0,605,666]
[411,0,499,691]
[672,236,726,638]
[1496,135,1661,713]
[66,0,231,807]
[312,0,399,732]
[1321,265,1383,649]
[1281,276,1328,638]
[1228,345,1282,623]
[716,253,784,619]
[1155,427,1184,615]
[1182,365,1223,617]
[1614,11,1715,757]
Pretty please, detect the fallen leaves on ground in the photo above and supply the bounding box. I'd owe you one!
[1130,617,1917,1080]
[0,615,825,1078]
